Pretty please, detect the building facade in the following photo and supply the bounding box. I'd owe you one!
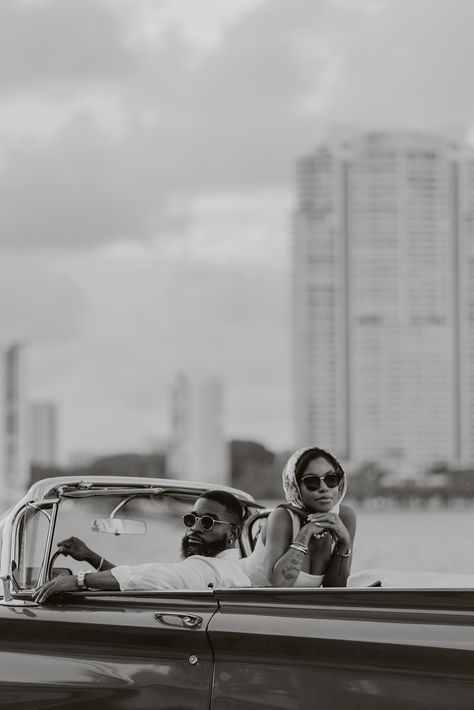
[167,373,229,484]
[293,129,474,471]
[30,402,58,468]
[0,343,30,507]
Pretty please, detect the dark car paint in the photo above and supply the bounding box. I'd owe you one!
[0,591,218,710]
[209,587,474,710]
[1,587,473,709]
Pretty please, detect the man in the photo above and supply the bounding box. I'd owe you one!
[34,490,251,604]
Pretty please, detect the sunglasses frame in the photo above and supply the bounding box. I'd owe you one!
[182,513,233,531]
[300,471,343,491]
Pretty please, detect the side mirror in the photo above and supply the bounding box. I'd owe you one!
[91,518,147,535]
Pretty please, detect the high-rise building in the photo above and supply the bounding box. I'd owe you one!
[168,373,229,484]
[0,343,30,506]
[293,129,474,471]
[30,402,58,468]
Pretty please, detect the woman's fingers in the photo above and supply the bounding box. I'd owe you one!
[308,513,339,522]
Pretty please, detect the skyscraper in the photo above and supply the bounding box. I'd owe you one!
[30,401,58,468]
[0,343,30,506]
[168,373,229,484]
[293,129,474,471]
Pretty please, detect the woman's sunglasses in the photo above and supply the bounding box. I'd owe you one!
[182,513,233,531]
[300,471,343,491]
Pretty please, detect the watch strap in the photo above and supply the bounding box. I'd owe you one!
[76,570,89,589]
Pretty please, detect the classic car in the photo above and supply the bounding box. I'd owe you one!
[0,475,473,709]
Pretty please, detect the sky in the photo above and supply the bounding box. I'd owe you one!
[1,0,474,463]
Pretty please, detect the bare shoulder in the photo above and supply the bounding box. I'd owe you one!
[340,503,357,530]
[267,506,293,529]
[264,506,293,544]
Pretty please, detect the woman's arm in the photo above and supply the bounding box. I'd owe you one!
[264,508,316,587]
[320,505,357,587]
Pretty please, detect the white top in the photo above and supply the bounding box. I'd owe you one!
[110,548,250,591]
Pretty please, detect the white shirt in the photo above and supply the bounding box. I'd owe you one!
[110,548,251,592]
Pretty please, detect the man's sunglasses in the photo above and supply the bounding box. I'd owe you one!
[182,513,233,531]
[300,471,343,491]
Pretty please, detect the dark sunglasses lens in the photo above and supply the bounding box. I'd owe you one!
[302,477,321,491]
[199,515,214,531]
[183,514,196,528]
[324,473,341,488]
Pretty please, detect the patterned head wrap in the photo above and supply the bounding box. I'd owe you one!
[282,446,346,513]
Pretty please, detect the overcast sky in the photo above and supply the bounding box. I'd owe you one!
[1,0,474,463]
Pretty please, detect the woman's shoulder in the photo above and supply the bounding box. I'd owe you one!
[270,504,307,521]
[266,505,295,533]
[268,505,294,523]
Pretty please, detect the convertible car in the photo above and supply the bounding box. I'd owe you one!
[0,475,473,709]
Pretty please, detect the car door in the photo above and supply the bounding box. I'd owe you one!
[0,589,217,710]
[207,586,474,710]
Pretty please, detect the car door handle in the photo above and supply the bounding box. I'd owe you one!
[154,612,203,629]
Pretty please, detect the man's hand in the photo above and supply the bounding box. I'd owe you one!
[57,536,93,562]
[34,575,80,604]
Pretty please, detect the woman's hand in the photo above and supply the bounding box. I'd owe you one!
[305,513,351,549]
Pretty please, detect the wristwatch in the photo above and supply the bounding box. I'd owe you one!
[76,570,90,589]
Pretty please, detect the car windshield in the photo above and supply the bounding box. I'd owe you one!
[50,492,209,575]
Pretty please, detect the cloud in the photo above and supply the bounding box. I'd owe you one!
[326,0,474,129]
[0,113,181,249]
[0,0,133,92]
[3,0,474,252]
[0,252,85,342]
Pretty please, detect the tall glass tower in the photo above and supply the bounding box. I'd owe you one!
[293,129,474,471]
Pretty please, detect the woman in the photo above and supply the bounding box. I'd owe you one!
[244,446,356,587]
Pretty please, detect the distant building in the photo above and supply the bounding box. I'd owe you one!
[30,402,58,468]
[168,374,229,484]
[0,343,30,507]
[293,128,474,471]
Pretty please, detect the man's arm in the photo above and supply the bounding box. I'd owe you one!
[35,557,215,603]
[57,537,116,571]
[34,570,120,604]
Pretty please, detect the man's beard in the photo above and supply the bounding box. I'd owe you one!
[181,534,229,559]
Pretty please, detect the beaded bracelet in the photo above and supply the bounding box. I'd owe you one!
[290,542,309,555]
[334,547,351,558]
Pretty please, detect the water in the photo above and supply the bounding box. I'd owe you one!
[263,502,474,575]
[350,508,473,574]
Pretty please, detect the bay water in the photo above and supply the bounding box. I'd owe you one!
[263,502,473,575]
[351,507,473,575]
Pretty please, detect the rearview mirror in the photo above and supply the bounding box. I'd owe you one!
[91,518,147,535]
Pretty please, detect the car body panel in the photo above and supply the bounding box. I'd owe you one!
[208,588,474,710]
[0,590,217,709]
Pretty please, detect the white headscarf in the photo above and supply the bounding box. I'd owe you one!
[282,446,347,514]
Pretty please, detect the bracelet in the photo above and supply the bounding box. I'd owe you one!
[96,556,104,571]
[334,546,351,558]
[290,542,309,555]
